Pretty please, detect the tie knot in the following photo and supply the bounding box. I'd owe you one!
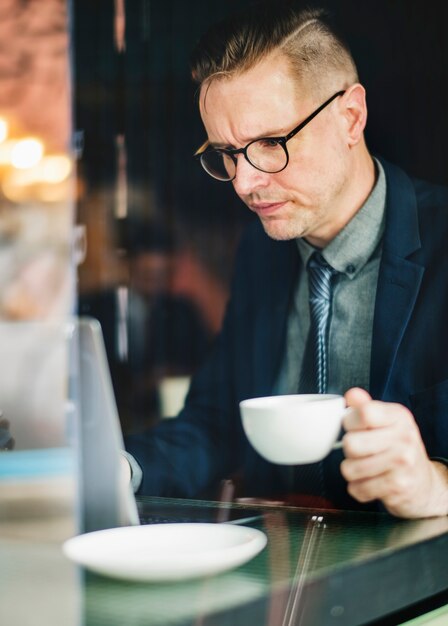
[308,252,338,278]
[307,252,338,302]
[308,252,337,272]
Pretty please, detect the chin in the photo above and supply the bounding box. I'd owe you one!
[260,218,304,241]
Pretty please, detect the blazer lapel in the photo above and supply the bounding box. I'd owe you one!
[370,158,425,399]
[370,254,424,398]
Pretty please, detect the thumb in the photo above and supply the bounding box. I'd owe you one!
[344,387,372,408]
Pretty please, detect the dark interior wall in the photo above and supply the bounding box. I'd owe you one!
[74,0,118,188]
[121,0,254,283]
[323,0,448,185]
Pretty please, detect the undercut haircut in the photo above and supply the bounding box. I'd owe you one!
[190,2,358,98]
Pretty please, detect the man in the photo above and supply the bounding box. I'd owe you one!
[125,2,448,518]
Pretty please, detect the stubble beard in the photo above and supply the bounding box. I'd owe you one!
[258,168,351,243]
[258,211,312,242]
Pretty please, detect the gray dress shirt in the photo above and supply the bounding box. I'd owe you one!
[275,159,386,395]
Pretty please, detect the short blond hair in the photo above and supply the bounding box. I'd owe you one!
[191,3,358,96]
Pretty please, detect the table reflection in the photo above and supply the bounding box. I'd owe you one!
[1,485,447,626]
[77,501,448,626]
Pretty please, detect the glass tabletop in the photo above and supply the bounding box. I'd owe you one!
[1,491,447,626]
[81,496,448,626]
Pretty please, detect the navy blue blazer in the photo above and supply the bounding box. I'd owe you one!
[126,157,448,510]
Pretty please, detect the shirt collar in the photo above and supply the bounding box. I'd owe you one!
[296,157,386,278]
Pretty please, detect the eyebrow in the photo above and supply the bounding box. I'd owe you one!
[200,127,289,153]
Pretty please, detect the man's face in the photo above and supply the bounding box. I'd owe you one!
[199,53,355,246]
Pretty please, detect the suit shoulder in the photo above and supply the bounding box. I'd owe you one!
[412,177,448,210]
[378,155,448,212]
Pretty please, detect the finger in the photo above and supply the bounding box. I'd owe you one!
[342,416,424,470]
[346,471,392,504]
[342,401,386,430]
[346,467,420,510]
[342,427,391,459]
[344,387,372,408]
[343,389,371,428]
[343,400,411,431]
[342,439,429,500]
[341,440,416,482]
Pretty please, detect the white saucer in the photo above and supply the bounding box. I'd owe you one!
[63,523,267,582]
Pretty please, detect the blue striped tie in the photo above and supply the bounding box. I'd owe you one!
[300,252,339,394]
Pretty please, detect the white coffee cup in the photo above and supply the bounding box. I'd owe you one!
[239,394,347,465]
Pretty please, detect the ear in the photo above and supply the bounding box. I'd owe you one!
[340,83,367,146]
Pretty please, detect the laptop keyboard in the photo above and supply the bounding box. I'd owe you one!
[139,514,198,525]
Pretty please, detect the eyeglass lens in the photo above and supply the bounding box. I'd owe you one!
[201,139,287,181]
[201,151,236,181]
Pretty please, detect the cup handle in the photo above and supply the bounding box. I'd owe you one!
[331,406,353,450]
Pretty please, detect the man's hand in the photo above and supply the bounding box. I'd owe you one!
[340,388,448,518]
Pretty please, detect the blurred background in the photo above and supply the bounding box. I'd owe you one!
[1,0,448,441]
[0,0,74,453]
[0,0,74,321]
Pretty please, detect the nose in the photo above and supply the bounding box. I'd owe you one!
[232,154,270,197]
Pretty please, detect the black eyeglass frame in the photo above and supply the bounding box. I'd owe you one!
[195,90,346,182]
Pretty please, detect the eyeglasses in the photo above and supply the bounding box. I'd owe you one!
[195,90,345,182]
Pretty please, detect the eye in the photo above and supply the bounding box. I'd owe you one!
[257,138,281,149]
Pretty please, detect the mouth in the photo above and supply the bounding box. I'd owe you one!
[248,201,287,216]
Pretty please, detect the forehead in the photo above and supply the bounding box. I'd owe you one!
[199,54,311,141]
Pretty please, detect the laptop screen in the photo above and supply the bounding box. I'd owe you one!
[75,317,139,532]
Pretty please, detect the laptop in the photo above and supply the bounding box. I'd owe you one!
[75,317,261,533]
[74,317,140,531]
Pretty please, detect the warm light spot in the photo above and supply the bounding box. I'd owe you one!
[39,155,72,183]
[0,118,8,143]
[2,175,71,203]
[37,181,70,202]
[11,138,44,169]
[5,167,37,187]
[0,140,14,165]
